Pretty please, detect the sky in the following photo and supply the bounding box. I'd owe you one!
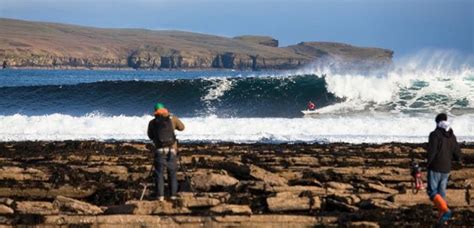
[0,0,473,57]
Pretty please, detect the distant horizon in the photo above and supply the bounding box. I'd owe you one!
[1,0,473,58]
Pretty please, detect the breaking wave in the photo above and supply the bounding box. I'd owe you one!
[1,50,472,117]
[0,50,473,143]
[0,75,334,117]
[295,50,474,114]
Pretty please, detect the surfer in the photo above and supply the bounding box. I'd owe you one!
[307,101,316,111]
[147,103,185,201]
[426,113,462,225]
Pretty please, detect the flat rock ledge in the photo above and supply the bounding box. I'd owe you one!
[26,215,331,227]
[0,141,473,226]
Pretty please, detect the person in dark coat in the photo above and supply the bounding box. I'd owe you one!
[426,113,462,224]
[147,103,185,201]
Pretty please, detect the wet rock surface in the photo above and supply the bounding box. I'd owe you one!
[0,141,473,226]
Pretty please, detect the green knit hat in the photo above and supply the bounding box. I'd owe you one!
[154,102,165,111]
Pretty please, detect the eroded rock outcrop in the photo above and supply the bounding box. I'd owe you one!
[53,196,103,215]
[190,169,239,191]
[267,191,321,212]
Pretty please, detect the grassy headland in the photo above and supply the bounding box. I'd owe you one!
[0,18,393,70]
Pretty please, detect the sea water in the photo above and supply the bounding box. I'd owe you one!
[0,52,473,143]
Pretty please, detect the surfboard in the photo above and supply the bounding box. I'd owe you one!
[301,109,320,115]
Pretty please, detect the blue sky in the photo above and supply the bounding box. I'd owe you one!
[1,0,472,57]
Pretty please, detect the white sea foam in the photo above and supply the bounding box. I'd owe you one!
[1,113,473,143]
[200,77,234,115]
[292,50,474,114]
[201,77,234,101]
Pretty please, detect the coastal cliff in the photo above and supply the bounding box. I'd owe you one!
[0,18,393,70]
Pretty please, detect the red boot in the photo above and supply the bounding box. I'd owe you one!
[432,194,451,224]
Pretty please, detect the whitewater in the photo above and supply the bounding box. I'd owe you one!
[0,51,473,143]
[0,113,473,143]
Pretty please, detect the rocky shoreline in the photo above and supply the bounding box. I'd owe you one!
[0,141,472,227]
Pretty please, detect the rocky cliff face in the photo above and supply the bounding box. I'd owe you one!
[0,18,393,70]
[126,51,304,70]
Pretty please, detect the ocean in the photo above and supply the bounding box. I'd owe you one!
[1,53,473,143]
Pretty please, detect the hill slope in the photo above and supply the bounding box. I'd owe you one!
[0,18,393,70]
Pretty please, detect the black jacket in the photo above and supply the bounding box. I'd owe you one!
[427,127,462,173]
[147,114,185,149]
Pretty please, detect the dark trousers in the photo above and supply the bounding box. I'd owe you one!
[154,147,178,198]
